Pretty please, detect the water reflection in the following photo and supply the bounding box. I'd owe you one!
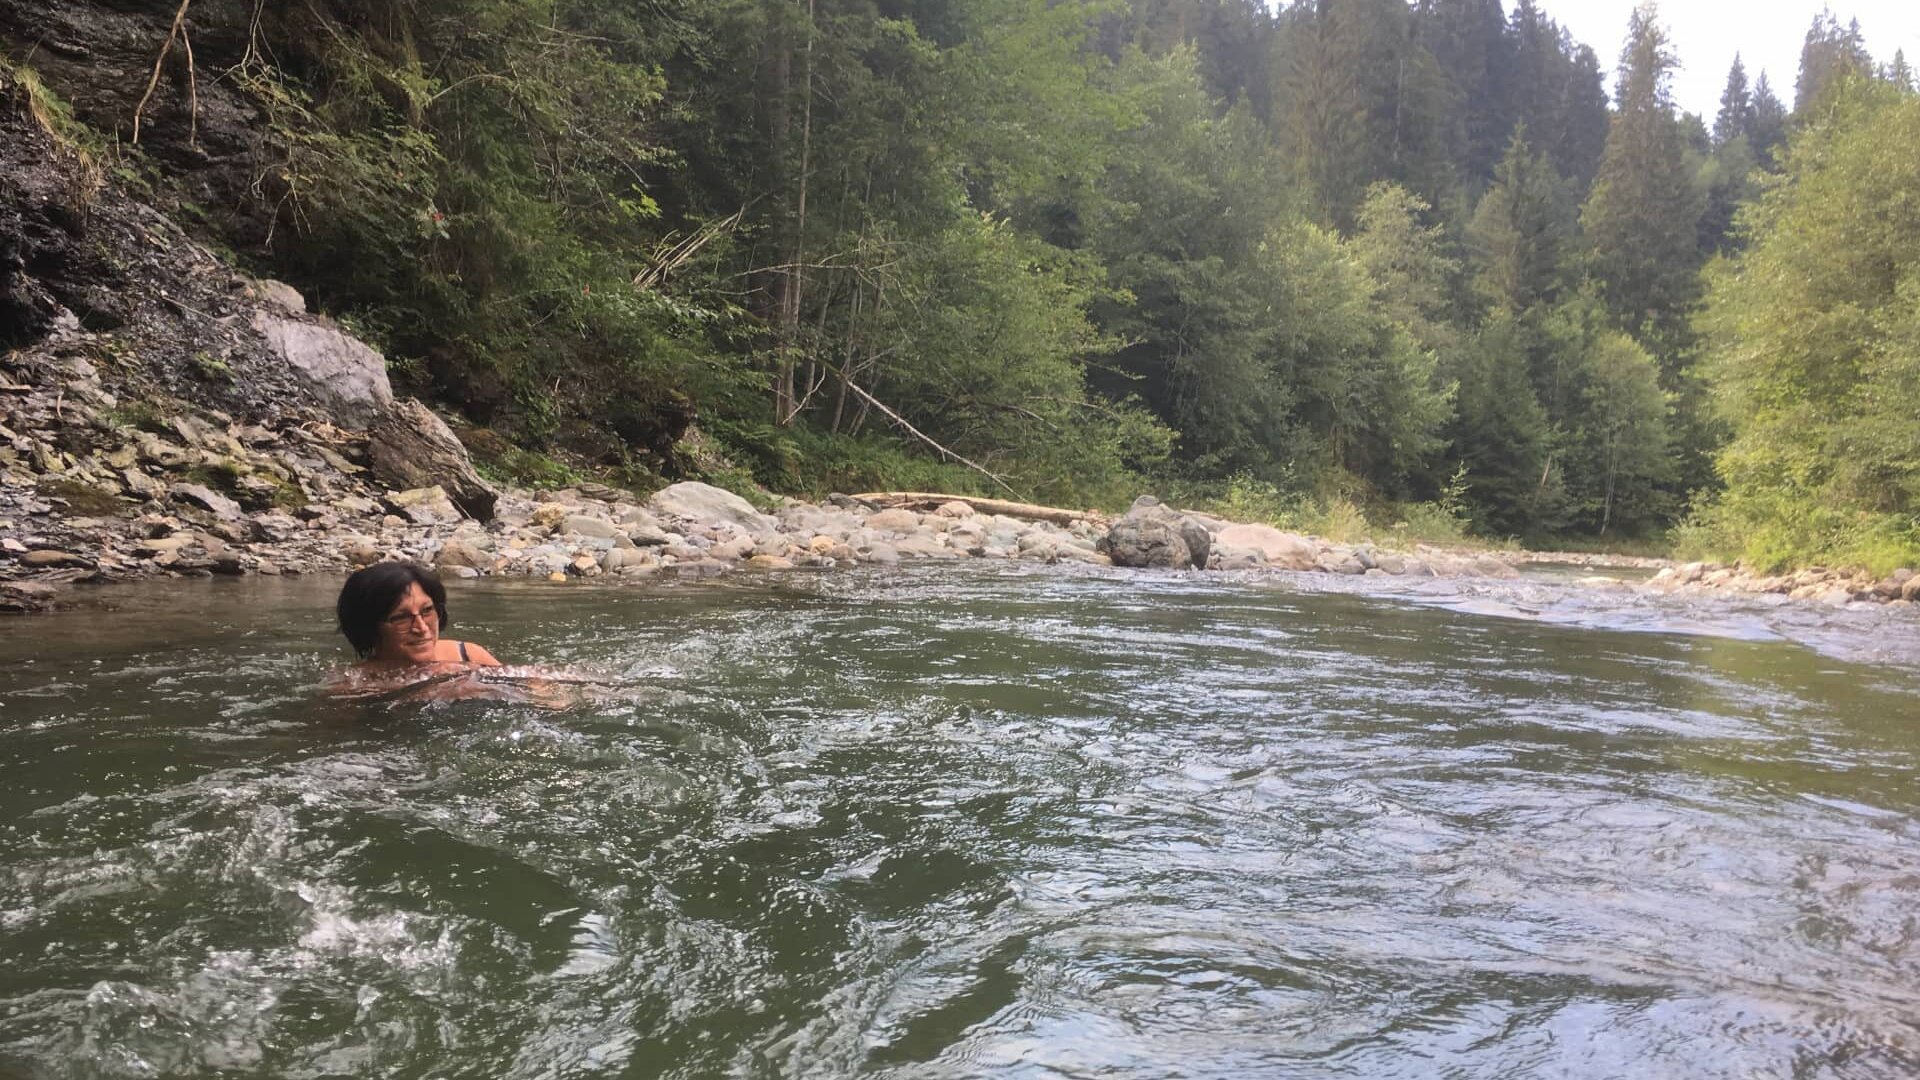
[0,567,1917,1078]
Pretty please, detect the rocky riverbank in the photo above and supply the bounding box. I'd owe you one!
[7,348,1916,617]
[0,379,1533,615]
[1643,560,1920,609]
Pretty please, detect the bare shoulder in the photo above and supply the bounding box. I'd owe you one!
[464,642,503,667]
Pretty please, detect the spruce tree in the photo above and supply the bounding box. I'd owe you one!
[1713,54,1753,146]
[1795,12,1871,113]
[1468,124,1573,315]
[1505,0,1609,191]
[1749,72,1789,164]
[1444,314,1558,535]
[1272,0,1453,226]
[1415,0,1511,184]
[1579,2,1704,352]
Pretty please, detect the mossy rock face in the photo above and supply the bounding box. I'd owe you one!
[105,401,170,435]
[37,477,126,516]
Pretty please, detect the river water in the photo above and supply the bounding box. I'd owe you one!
[2,566,1918,1078]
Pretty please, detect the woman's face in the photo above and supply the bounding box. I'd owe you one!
[374,582,441,664]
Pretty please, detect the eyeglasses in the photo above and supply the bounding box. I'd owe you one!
[384,605,440,628]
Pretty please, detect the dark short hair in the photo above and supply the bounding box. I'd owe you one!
[336,561,450,658]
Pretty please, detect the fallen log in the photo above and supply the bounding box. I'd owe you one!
[850,491,1107,527]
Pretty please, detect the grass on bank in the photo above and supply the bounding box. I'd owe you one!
[1168,471,1484,551]
[1675,497,1920,577]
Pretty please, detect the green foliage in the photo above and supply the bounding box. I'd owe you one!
[725,425,995,503]
[190,351,233,383]
[104,400,169,436]
[1580,5,1706,349]
[460,428,587,491]
[1442,312,1559,536]
[1392,465,1476,546]
[1469,126,1575,314]
[1256,218,1453,496]
[96,0,1893,568]
[1693,81,1920,572]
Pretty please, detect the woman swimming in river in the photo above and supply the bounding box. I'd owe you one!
[336,561,501,669]
[331,562,598,709]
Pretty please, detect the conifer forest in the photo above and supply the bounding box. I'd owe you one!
[12,0,1918,572]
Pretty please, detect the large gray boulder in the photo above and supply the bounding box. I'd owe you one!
[368,398,499,522]
[252,311,394,429]
[647,481,777,532]
[1101,496,1209,570]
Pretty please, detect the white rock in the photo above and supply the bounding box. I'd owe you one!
[563,514,620,539]
[251,311,394,429]
[865,508,922,532]
[647,482,777,532]
[1213,523,1317,570]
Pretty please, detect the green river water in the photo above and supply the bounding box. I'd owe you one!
[2,565,1918,1078]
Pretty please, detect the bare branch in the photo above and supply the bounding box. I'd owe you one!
[841,378,1021,498]
[132,0,194,146]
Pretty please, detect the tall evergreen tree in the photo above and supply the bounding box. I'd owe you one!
[1444,314,1558,535]
[1713,55,1753,146]
[1749,71,1789,164]
[1414,0,1511,184]
[1350,181,1460,353]
[1889,49,1913,92]
[1579,3,1703,352]
[1271,0,1454,225]
[1795,12,1872,113]
[1468,124,1573,314]
[1505,0,1610,191]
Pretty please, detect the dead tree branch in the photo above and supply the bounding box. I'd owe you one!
[132,0,196,147]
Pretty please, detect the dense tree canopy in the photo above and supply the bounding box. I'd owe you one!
[27,0,1910,563]
[1695,81,1920,571]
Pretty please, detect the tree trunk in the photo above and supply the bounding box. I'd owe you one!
[851,493,1106,526]
[767,2,794,421]
[1600,436,1617,536]
[774,0,816,427]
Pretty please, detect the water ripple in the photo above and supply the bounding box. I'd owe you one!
[0,569,1916,1077]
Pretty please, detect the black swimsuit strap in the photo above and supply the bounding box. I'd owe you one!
[458,640,469,662]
